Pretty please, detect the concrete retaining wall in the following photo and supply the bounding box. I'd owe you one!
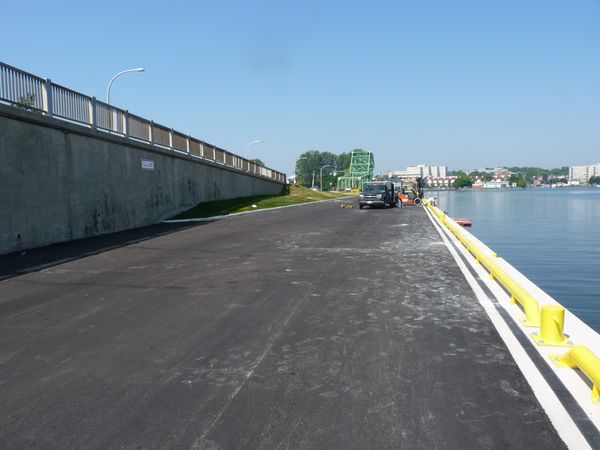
[0,105,285,255]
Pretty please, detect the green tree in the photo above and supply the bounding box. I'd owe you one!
[250,158,265,167]
[453,175,473,188]
[508,174,527,188]
[336,152,352,172]
[294,149,370,189]
[589,176,600,185]
[506,166,568,183]
[549,167,569,177]
[295,150,338,188]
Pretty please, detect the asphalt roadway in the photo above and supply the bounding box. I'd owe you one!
[0,200,565,449]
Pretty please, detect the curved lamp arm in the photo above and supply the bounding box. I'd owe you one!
[106,67,145,104]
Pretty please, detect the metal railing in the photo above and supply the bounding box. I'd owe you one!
[0,61,286,184]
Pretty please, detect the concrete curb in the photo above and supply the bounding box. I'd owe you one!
[163,197,352,223]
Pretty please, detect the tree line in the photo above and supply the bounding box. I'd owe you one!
[451,166,570,188]
[294,150,362,190]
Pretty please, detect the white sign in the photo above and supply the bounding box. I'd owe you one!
[141,159,155,171]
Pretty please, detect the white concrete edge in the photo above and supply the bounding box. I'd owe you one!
[162,196,353,223]
[425,207,590,450]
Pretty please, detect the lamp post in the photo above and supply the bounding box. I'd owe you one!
[244,139,263,159]
[106,67,145,105]
[320,164,332,191]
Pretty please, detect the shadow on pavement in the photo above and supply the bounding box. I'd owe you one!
[0,222,209,281]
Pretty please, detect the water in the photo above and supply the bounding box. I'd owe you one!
[432,188,600,332]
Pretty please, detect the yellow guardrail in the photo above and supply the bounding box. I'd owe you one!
[425,200,600,405]
[425,202,541,327]
[552,346,600,404]
[424,202,600,405]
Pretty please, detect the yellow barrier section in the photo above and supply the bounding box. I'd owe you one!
[552,346,600,404]
[426,203,541,327]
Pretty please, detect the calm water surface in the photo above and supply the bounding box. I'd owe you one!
[433,188,600,332]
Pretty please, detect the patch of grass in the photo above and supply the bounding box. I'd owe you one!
[171,185,350,219]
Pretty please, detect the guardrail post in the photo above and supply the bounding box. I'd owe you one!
[124,110,130,138]
[42,78,53,117]
[533,305,570,346]
[90,97,97,129]
[169,128,174,150]
[149,121,154,144]
[186,135,191,154]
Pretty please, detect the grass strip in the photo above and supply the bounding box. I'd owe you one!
[171,185,350,219]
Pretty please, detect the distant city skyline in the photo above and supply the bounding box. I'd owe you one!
[2,1,598,175]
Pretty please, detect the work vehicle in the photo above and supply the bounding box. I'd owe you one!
[396,180,423,205]
[358,181,397,209]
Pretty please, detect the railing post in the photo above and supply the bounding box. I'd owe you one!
[149,121,154,144]
[169,128,174,150]
[186,135,191,154]
[90,97,97,129]
[200,142,204,158]
[42,78,53,117]
[124,110,129,138]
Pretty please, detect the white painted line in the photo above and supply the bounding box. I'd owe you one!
[425,207,589,450]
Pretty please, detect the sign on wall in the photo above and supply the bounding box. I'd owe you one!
[141,159,155,171]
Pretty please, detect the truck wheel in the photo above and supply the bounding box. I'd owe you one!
[359,205,363,209]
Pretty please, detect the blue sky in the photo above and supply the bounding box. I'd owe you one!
[2,0,599,175]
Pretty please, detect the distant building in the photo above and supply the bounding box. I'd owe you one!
[389,164,447,179]
[467,167,513,176]
[472,175,510,189]
[423,176,457,188]
[569,164,600,183]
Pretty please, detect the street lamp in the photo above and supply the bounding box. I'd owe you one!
[244,139,263,159]
[320,164,332,191]
[106,67,145,105]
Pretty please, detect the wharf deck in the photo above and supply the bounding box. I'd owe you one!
[0,201,564,449]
